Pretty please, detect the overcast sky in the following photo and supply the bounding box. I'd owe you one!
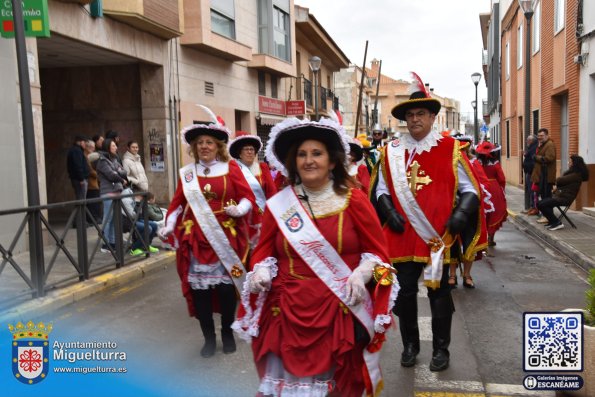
[295,0,491,121]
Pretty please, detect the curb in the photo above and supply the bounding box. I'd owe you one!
[508,211,595,273]
[0,252,175,324]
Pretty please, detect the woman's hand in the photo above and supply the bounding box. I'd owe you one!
[249,266,271,293]
[345,261,375,306]
[224,198,252,218]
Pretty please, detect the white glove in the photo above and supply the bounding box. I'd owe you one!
[249,266,272,293]
[345,260,375,306]
[158,225,174,240]
[158,205,182,240]
[225,198,252,218]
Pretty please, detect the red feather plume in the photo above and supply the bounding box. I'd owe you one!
[410,71,430,98]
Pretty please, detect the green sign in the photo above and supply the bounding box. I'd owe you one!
[1,0,50,38]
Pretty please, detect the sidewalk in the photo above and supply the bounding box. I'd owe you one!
[505,184,595,273]
[0,222,175,324]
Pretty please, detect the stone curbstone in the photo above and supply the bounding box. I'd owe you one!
[0,252,175,324]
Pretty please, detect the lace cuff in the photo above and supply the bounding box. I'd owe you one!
[231,257,278,342]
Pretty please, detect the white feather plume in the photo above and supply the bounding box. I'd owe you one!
[197,104,220,125]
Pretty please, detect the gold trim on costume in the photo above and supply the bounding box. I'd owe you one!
[337,211,344,254]
[285,239,307,279]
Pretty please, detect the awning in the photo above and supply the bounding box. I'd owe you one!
[258,114,286,126]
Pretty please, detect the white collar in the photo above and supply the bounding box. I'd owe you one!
[196,160,228,177]
[400,130,441,154]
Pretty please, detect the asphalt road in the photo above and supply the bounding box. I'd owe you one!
[28,221,589,397]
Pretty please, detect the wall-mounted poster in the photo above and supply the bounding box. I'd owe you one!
[150,143,165,172]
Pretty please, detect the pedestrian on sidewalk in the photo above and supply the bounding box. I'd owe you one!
[96,139,129,252]
[120,188,159,255]
[233,117,395,397]
[476,141,508,247]
[66,135,91,201]
[159,111,256,358]
[85,140,102,225]
[370,72,484,372]
[531,128,557,206]
[537,155,589,231]
[522,134,538,214]
[122,140,149,192]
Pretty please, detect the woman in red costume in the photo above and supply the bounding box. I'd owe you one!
[347,137,371,194]
[233,118,398,397]
[448,134,490,289]
[159,113,255,358]
[228,131,277,248]
[475,141,507,247]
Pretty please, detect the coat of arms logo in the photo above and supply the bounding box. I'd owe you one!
[8,321,53,385]
[285,212,304,232]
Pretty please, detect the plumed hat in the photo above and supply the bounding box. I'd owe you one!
[181,105,230,144]
[391,72,442,121]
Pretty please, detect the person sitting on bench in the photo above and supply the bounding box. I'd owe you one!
[537,155,589,231]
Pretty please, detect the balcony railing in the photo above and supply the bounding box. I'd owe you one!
[303,78,312,108]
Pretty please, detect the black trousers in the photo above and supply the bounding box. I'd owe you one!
[392,261,455,349]
[191,283,237,335]
[86,189,102,223]
[537,197,564,224]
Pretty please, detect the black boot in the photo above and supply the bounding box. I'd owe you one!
[395,295,420,367]
[218,283,238,354]
[399,320,420,367]
[430,316,452,371]
[199,319,216,358]
[221,329,236,354]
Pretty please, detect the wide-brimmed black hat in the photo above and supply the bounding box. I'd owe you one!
[391,72,441,121]
[391,91,442,121]
[228,131,262,159]
[265,118,350,177]
[348,140,364,162]
[181,123,230,144]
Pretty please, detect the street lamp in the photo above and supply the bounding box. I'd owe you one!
[519,0,534,210]
[471,72,482,143]
[308,56,322,121]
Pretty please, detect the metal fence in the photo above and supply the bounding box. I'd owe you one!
[0,192,154,308]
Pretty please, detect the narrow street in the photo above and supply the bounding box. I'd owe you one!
[6,221,587,397]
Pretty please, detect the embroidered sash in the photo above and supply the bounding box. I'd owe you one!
[268,187,383,396]
[237,161,267,212]
[180,163,246,293]
[387,143,445,289]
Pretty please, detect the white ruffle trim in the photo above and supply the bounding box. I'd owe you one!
[264,117,351,177]
[258,375,332,397]
[481,182,495,213]
[400,130,441,154]
[374,314,392,333]
[231,257,278,342]
[187,259,232,290]
[359,253,399,333]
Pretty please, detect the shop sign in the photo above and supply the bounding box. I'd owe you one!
[258,96,286,116]
[1,0,50,38]
[286,100,305,116]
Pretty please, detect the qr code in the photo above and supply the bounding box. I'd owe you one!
[523,312,583,371]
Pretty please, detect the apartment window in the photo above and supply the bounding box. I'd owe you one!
[258,0,291,62]
[517,24,523,69]
[506,42,510,80]
[211,0,235,39]
[554,0,565,34]
[533,1,541,53]
[258,71,266,96]
[271,76,278,98]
